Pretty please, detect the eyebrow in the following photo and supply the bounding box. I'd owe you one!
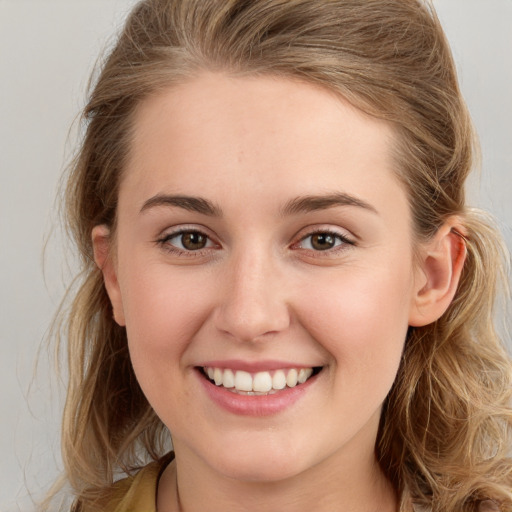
[281,193,378,216]
[139,192,377,217]
[140,194,222,216]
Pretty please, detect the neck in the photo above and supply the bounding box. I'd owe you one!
[158,445,397,512]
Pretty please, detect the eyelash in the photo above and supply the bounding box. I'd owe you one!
[156,227,355,257]
[292,229,355,255]
[156,228,217,257]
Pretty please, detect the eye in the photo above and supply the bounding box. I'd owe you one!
[295,230,354,252]
[158,229,216,252]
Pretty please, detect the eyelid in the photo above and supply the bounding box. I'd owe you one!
[154,223,355,258]
[290,225,356,253]
[156,224,221,255]
[293,224,355,242]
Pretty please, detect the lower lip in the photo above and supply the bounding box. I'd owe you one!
[197,369,318,416]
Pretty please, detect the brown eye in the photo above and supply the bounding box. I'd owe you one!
[181,232,208,250]
[295,231,353,252]
[310,233,336,251]
[160,230,214,253]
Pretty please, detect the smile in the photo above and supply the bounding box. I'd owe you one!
[197,364,324,415]
[202,366,320,395]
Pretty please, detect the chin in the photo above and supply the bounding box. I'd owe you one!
[202,436,313,483]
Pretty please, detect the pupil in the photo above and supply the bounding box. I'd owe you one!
[311,233,335,250]
[182,232,207,250]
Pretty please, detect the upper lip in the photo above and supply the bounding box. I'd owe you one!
[197,359,323,372]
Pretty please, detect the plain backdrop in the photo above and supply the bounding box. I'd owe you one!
[1,1,511,509]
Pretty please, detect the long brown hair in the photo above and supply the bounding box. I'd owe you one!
[47,1,512,510]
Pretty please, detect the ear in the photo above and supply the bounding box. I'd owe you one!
[92,225,126,326]
[409,220,467,327]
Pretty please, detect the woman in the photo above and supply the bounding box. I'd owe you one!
[47,0,512,510]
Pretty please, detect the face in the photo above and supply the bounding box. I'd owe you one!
[99,72,427,483]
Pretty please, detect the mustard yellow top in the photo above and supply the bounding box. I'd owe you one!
[101,454,173,512]
[92,452,499,512]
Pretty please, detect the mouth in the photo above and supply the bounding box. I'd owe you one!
[199,366,323,395]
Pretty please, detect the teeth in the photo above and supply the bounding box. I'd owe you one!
[286,368,298,388]
[223,369,235,388]
[234,370,253,392]
[213,368,223,386]
[203,366,317,393]
[272,370,287,390]
[253,372,272,393]
[298,368,313,384]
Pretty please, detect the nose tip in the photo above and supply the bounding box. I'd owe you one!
[213,260,291,343]
[216,300,289,342]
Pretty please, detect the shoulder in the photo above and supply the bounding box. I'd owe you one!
[104,464,159,512]
[89,453,174,512]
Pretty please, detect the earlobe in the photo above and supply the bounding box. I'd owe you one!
[91,225,126,326]
[409,221,467,327]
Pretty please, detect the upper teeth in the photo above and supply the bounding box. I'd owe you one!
[205,367,314,393]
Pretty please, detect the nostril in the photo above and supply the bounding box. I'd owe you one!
[212,268,291,342]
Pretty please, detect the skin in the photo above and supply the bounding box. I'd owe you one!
[93,72,465,511]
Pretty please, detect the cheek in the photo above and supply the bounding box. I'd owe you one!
[117,259,215,369]
[297,263,413,382]
[118,262,219,425]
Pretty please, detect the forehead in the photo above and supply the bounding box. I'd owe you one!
[122,72,407,219]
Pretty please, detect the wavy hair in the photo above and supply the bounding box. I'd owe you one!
[46,0,512,510]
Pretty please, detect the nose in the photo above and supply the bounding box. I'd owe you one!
[213,249,291,343]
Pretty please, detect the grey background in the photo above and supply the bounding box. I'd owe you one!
[1,0,510,509]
